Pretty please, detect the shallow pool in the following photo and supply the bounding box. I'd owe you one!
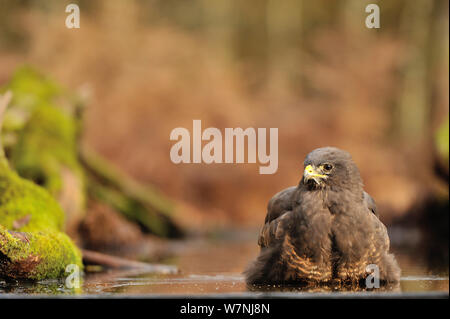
[0,230,448,297]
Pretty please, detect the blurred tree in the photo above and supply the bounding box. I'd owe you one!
[199,0,234,60]
[266,0,303,94]
[396,0,434,143]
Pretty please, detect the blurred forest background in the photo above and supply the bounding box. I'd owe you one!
[0,0,448,252]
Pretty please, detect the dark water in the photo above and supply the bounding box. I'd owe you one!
[0,230,448,297]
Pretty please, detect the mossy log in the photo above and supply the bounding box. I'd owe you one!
[10,102,86,238]
[2,66,86,238]
[0,91,83,281]
[0,66,183,281]
[2,66,183,240]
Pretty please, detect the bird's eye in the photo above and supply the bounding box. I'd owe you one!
[322,163,333,171]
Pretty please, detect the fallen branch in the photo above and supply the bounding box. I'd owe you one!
[81,249,178,274]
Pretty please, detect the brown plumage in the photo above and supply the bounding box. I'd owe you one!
[245,147,400,286]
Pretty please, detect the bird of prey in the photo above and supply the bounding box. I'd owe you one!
[245,147,400,286]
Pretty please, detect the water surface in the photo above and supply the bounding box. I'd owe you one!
[0,230,448,297]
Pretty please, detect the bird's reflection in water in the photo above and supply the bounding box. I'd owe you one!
[247,281,401,293]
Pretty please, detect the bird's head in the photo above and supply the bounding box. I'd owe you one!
[301,147,363,192]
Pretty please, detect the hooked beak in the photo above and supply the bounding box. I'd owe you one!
[303,164,328,184]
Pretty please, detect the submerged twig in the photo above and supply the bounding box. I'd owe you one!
[81,249,178,274]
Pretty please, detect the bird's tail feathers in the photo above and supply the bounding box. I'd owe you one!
[244,246,285,285]
[380,253,401,282]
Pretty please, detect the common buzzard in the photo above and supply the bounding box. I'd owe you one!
[245,147,400,286]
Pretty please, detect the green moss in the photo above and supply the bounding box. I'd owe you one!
[1,66,86,235]
[0,76,84,281]
[11,102,85,198]
[0,159,64,232]
[0,156,83,281]
[1,65,64,111]
[0,65,80,149]
[0,224,83,281]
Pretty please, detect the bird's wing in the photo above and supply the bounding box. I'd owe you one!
[362,193,390,251]
[363,191,378,218]
[258,186,296,248]
[362,192,390,253]
[258,210,294,248]
[264,186,297,223]
[369,211,390,251]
